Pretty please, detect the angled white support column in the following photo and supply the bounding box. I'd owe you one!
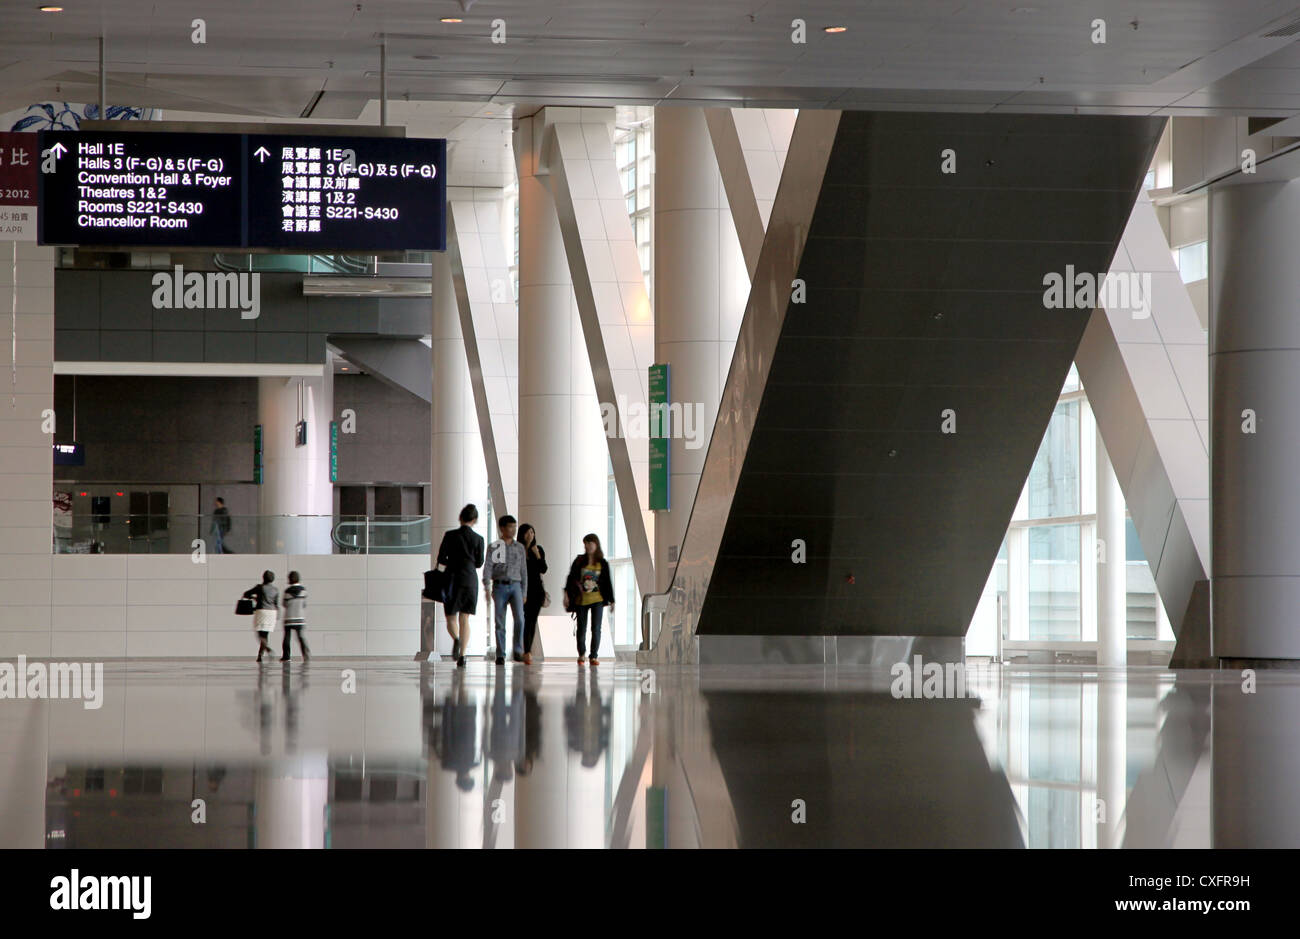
[446,188,519,517]
[1075,190,1210,663]
[705,108,797,279]
[544,109,655,597]
[653,106,750,592]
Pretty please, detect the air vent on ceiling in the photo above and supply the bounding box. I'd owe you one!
[1262,18,1300,38]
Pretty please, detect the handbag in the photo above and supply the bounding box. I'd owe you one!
[235,597,255,616]
[423,567,449,601]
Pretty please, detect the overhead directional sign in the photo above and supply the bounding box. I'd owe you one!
[246,134,446,251]
[37,130,446,251]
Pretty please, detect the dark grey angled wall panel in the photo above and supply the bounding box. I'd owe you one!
[699,111,1163,638]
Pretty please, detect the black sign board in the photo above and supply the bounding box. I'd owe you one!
[53,442,84,466]
[247,135,446,251]
[38,130,445,251]
[39,131,243,247]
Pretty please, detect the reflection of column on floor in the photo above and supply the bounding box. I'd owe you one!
[514,673,567,847]
[1212,679,1300,847]
[424,675,483,848]
[0,701,47,848]
[1095,679,1127,848]
[253,751,328,848]
[431,250,490,657]
[648,689,739,848]
[258,369,334,554]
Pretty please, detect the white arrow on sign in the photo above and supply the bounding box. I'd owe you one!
[254,146,270,163]
[50,142,67,158]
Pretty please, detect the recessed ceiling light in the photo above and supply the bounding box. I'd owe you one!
[823,25,847,33]
[39,5,64,11]
[441,17,462,23]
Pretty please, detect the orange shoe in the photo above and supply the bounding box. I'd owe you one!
[589,656,600,666]
[577,656,586,665]
[523,653,532,665]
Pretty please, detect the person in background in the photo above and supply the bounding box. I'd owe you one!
[518,523,547,665]
[483,515,527,666]
[280,570,310,662]
[564,533,614,666]
[437,504,485,668]
[243,569,279,663]
[212,497,233,554]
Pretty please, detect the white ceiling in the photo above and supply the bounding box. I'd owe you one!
[5,1,1300,188]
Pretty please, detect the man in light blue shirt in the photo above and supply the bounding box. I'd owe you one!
[484,515,528,665]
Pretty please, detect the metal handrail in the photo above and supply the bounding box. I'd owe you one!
[332,516,430,554]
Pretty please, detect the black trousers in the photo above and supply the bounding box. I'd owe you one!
[523,601,542,654]
[282,625,310,659]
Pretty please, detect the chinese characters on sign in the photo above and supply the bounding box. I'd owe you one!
[0,132,39,241]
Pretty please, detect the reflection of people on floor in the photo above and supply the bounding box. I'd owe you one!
[253,667,274,756]
[429,671,481,791]
[488,666,523,783]
[281,660,308,753]
[516,671,542,777]
[206,764,227,793]
[564,669,611,768]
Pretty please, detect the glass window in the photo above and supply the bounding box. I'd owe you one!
[1027,400,1080,519]
[1176,241,1207,283]
[1028,524,1081,640]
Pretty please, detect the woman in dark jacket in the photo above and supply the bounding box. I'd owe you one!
[564,533,614,666]
[518,523,547,665]
[436,504,486,668]
[242,570,280,663]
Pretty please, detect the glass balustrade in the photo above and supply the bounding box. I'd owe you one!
[52,514,431,555]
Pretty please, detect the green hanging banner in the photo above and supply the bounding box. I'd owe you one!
[648,364,670,511]
[329,421,339,483]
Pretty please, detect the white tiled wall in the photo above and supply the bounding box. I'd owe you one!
[6,553,428,659]
[0,243,55,660]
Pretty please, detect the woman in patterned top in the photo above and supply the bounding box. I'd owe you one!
[563,533,614,666]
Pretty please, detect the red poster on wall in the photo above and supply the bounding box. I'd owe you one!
[0,131,39,241]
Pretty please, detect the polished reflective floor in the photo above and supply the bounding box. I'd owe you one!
[1,658,1296,847]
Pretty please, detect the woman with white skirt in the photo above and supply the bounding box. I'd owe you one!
[243,570,280,662]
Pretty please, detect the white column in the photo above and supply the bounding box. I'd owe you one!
[431,250,489,656]
[0,243,55,659]
[258,368,333,554]
[515,110,606,575]
[1096,431,1127,667]
[652,107,749,590]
